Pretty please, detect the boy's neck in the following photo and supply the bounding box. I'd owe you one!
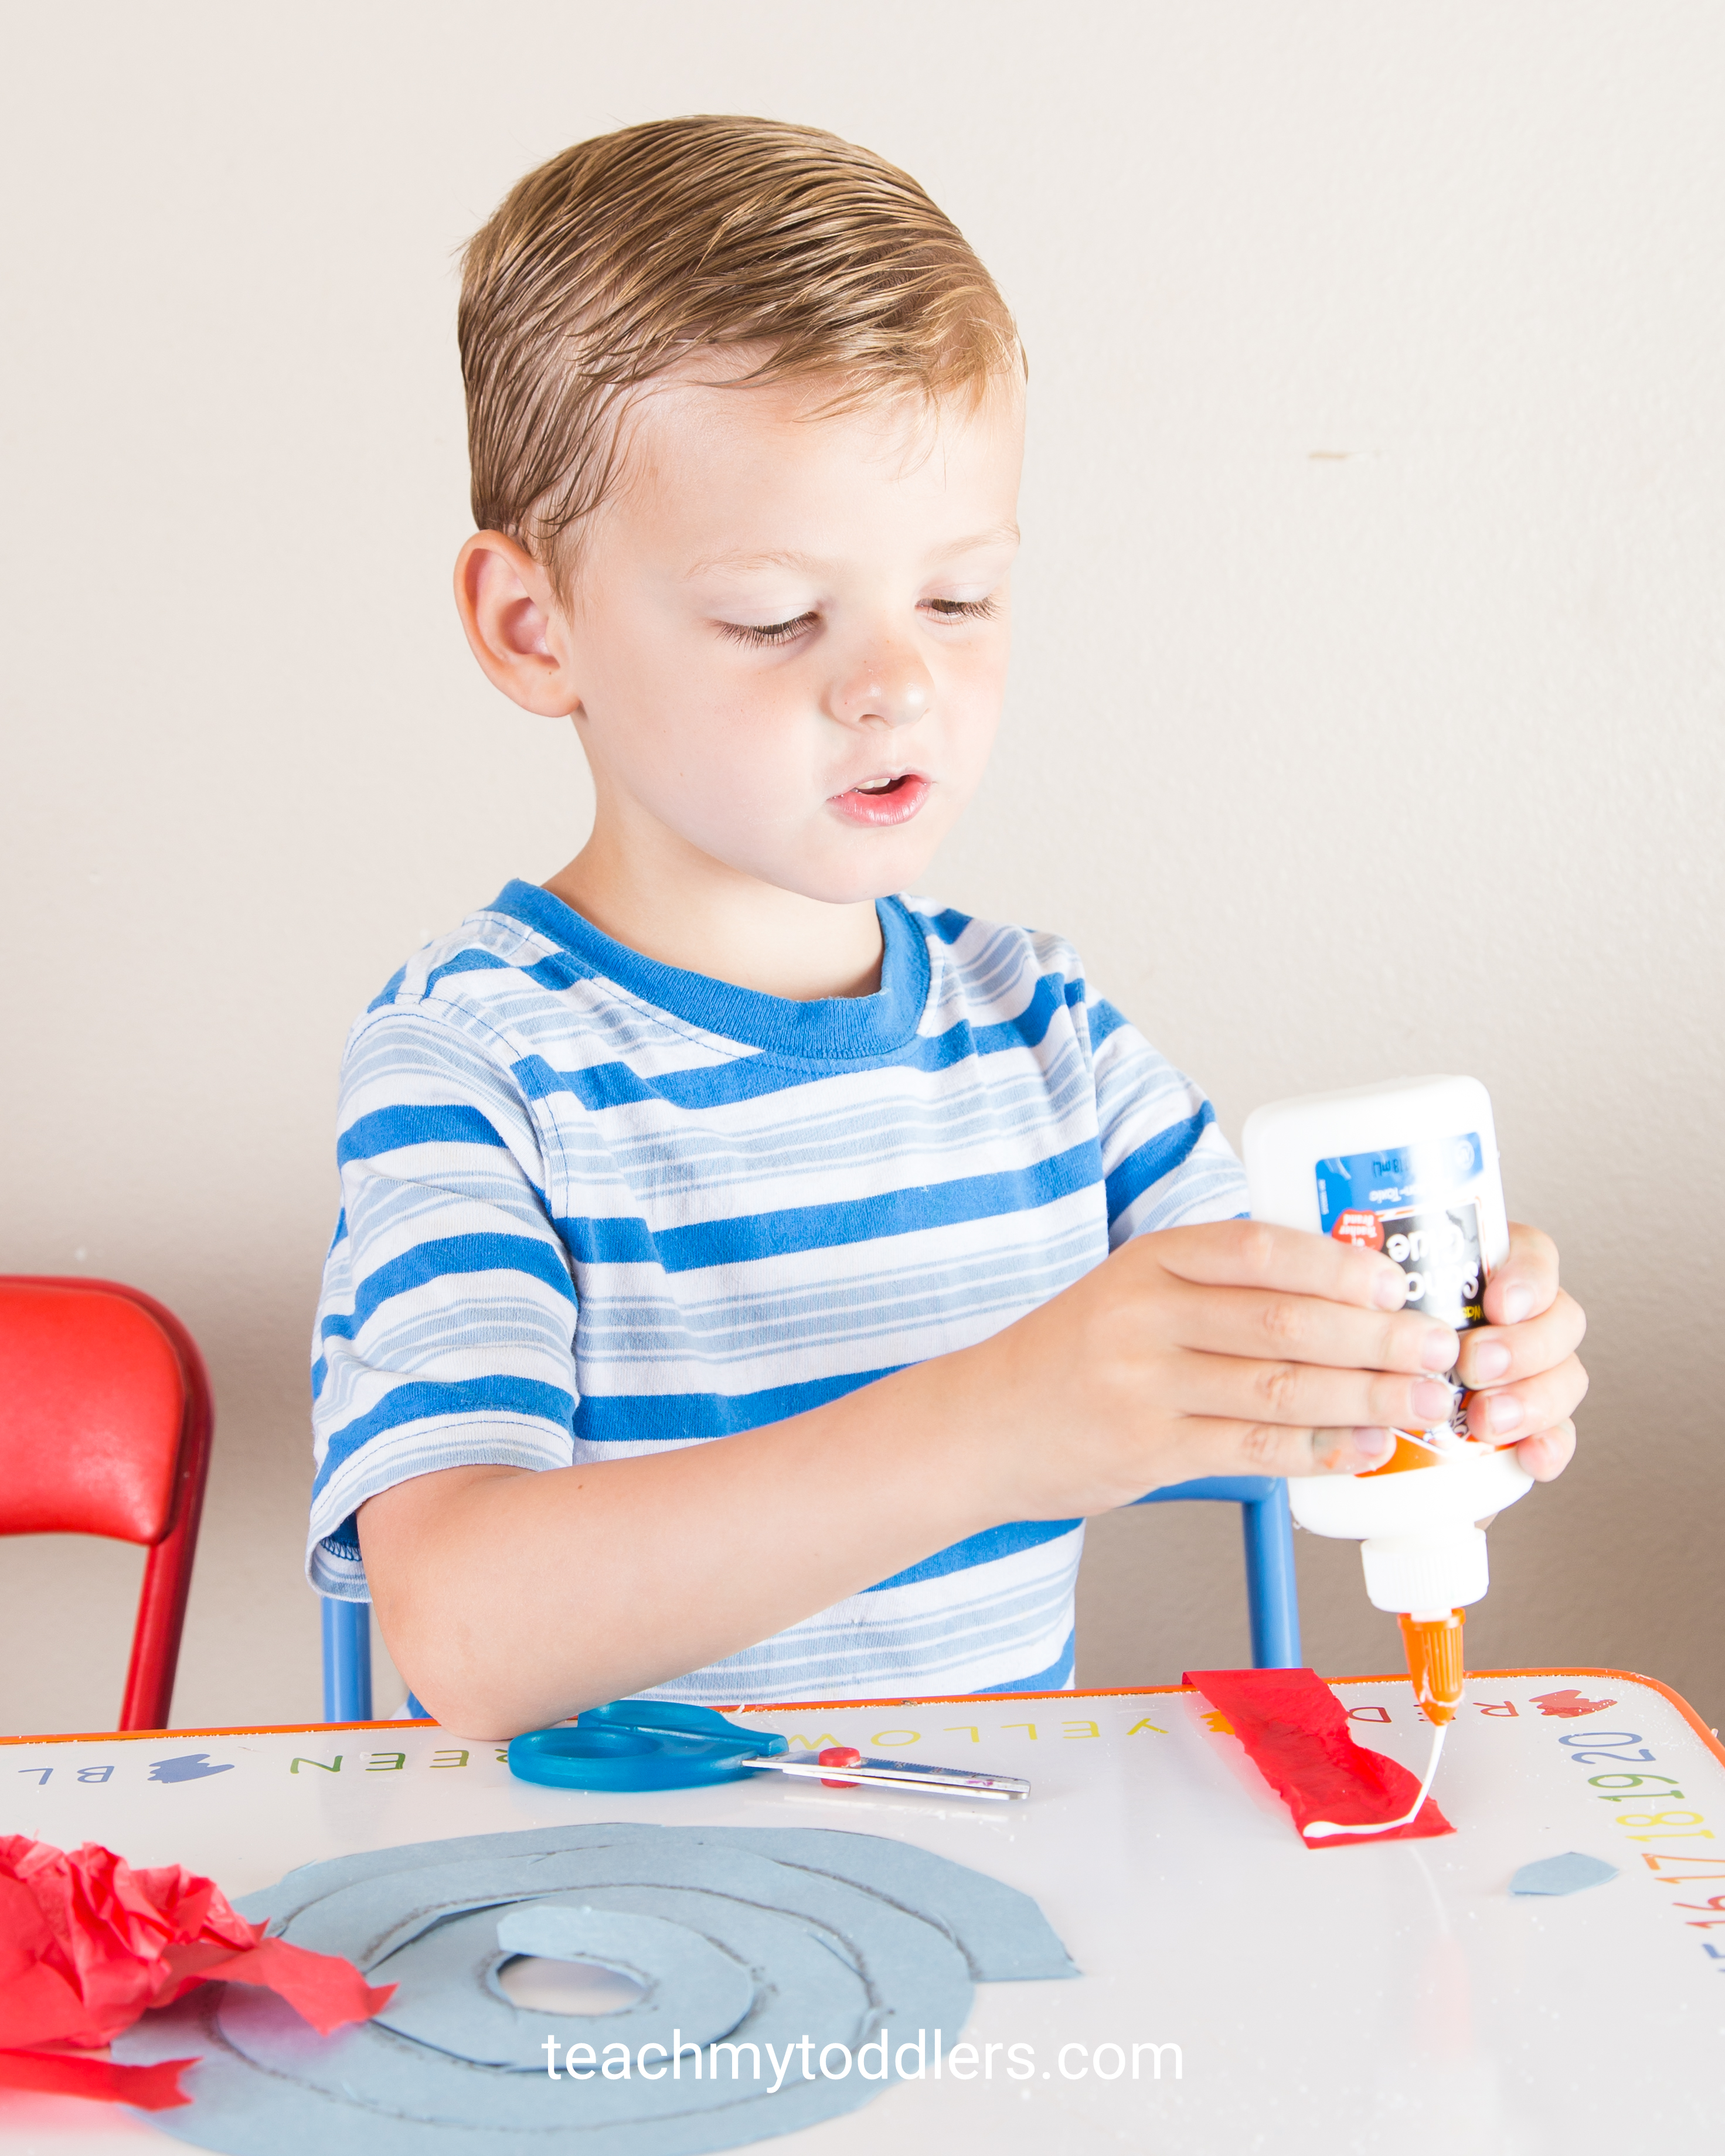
[543,820,886,1003]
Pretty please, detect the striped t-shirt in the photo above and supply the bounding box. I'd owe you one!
[308,880,1247,1701]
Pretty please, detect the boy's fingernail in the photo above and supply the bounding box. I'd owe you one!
[1412,1379,1457,1421]
[1471,1340,1512,1381]
[1373,1268,1407,1310]
[1420,1329,1459,1371]
[1350,1427,1394,1466]
[1487,1394,1525,1435]
[1499,1283,1534,1324]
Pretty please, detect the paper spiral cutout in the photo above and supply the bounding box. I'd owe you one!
[116,1821,1076,2154]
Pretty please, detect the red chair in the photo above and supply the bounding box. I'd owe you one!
[0,1276,213,1730]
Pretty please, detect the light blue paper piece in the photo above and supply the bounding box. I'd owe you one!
[116,1821,1077,2156]
[1509,1851,1621,1897]
[231,1820,1077,1983]
[365,1898,760,2067]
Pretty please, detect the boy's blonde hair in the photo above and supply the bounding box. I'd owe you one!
[458,115,1021,583]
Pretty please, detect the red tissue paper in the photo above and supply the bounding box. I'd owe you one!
[1185,1668,1455,1848]
[0,1835,393,2110]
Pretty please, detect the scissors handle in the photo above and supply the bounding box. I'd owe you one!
[508,1699,781,1790]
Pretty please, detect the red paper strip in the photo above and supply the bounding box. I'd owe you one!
[1185,1668,1454,1847]
[0,2046,194,2110]
[161,1937,392,2036]
[1,1835,393,2106]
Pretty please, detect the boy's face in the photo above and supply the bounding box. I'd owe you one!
[532,370,1023,908]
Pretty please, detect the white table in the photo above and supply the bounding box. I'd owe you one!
[5,1668,1723,2154]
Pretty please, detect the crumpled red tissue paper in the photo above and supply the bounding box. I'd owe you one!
[0,1834,393,2110]
[1185,1668,1455,1847]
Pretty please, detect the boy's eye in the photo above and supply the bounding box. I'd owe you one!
[719,612,818,647]
[716,595,998,646]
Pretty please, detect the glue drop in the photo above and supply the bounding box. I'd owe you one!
[1242,1076,1534,1726]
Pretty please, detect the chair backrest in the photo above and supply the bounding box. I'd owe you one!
[1132,1476,1302,1670]
[0,1276,213,1729]
[0,1280,187,1542]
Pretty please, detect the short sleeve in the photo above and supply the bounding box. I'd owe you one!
[1083,993,1249,1246]
[307,1006,579,1599]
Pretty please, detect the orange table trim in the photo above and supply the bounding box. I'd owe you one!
[4,1668,1718,1764]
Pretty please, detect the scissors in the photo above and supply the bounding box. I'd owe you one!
[508,1699,1029,1803]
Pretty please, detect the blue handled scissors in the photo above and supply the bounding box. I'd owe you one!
[508,1699,1029,1801]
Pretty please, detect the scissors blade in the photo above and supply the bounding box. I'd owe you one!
[739,1753,1030,1801]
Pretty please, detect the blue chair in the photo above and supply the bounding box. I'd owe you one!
[1130,1475,1302,1670]
[322,1595,375,1721]
[320,1475,1301,1721]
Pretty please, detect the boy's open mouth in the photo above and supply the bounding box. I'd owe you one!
[829,771,931,827]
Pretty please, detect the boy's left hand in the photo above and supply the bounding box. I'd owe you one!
[1455,1222,1585,1480]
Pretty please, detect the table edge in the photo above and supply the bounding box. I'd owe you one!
[4,1667,1718,1765]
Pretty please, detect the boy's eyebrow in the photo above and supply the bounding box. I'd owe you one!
[685,524,1020,580]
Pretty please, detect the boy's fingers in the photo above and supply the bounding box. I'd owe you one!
[1511,1419,1577,1483]
[1171,1351,1459,1435]
[1452,1287,1585,1388]
[1462,1351,1589,1443]
[1152,1219,1408,1312]
[1168,1278,1458,1377]
[1158,1417,1395,1483]
[1483,1221,1560,1326]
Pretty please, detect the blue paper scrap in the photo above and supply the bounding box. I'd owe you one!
[1509,1852,1621,1897]
[115,1821,1077,2154]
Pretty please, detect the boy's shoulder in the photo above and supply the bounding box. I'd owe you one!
[903,894,1104,1035]
[903,894,1084,978]
[345,879,724,1077]
[357,881,567,1022]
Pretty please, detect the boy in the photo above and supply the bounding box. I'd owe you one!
[309,118,1585,1736]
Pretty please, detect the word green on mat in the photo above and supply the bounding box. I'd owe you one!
[115,1821,1078,2154]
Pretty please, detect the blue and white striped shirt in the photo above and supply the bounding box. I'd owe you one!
[308,881,1246,1701]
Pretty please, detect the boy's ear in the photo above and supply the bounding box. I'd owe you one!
[454,532,583,717]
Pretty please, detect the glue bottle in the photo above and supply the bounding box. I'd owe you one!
[1241,1076,1533,1724]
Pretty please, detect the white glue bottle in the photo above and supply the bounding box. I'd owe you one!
[1242,1075,1533,1728]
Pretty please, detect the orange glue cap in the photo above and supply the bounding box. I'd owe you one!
[1399,1609,1466,1724]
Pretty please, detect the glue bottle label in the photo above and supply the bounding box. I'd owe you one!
[1316,1132,1488,1331]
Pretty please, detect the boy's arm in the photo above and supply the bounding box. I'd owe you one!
[362,1218,1536,1735]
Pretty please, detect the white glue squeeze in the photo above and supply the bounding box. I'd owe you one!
[1243,1075,1534,1834]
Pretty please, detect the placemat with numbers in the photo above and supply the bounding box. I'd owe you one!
[4,1670,1721,2154]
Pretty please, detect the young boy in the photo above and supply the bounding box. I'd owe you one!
[309,117,1585,1737]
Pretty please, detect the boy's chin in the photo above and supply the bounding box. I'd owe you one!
[816,826,954,907]
[731,834,944,910]
[791,859,941,908]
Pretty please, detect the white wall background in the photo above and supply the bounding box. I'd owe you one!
[3,1,1721,1735]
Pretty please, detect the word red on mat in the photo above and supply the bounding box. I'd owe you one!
[0,1835,391,2109]
[1185,1668,1455,1847]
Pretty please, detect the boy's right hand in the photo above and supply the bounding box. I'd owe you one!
[959,1218,1464,1517]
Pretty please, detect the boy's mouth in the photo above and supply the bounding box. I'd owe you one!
[829,770,931,828]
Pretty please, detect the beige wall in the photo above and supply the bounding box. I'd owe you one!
[3,1,1721,1736]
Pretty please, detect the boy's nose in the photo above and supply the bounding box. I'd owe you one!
[831,647,934,730]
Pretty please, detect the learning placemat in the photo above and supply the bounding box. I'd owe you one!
[4,1671,1722,2153]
